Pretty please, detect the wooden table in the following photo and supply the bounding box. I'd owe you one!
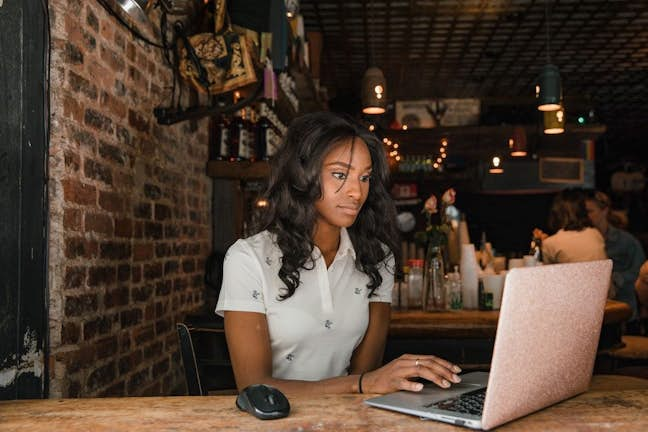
[1,375,647,431]
[385,300,631,368]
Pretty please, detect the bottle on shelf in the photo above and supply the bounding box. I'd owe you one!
[408,259,424,309]
[228,109,246,161]
[255,103,272,161]
[210,115,230,161]
[447,265,463,310]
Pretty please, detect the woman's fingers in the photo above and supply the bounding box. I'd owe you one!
[398,378,424,392]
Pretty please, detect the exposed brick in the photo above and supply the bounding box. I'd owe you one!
[99,190,124,213]
[143,184,161,200]
[127,368,150,395]
[63,42,84,65]
[87,265,116,287]
[133,325,155,346]
[182,259,196,273]
[164,260,179,276]
[100,44,125,73]
[164,224,181,238]
[126,42,136,62]
[65,293,98,317]
[128,108,149,132]
[84,108,114,134]
[99,380,125,397]
[68,70,97,99]
[104,286,129,308]
[87,361,116,392]
[154,203,172,221]
[99,141,127,165]
[100,241,131,260]
[64,150,81,172]
[86,7,99,32]
[133,243,153,261]
[120,308,142,328]
[133,202,151,219]
[63,208,82,231]
[117,264,131,282]
[65,237,98,259]
[131,265,142,283]
[83,316,112,341]
[155,280,172,296]
[85,212,112,235]
[61,322,81,345]
[144,304,155,320]
[118,350,143,375]
[120,331,131,353]
[155,318,171,335]
[132,284,154,302]
[57,345,95,374]
[82,30,97,52]
[114,218,133,238]
[144,262,163,280]
[143,341,163,361]
[96,335,118,360]
[62,179,96,205]
[155,300,168,318]
[152,358,169,377]
[144,221,163,239]
[84,158,113,185]
[68,380,81,398]
[115,124,131,145]
[69,125,97,152]
[64,265,86,289]
[155,243,171,257]
[100,90,127,118]
[114,32,126,51]
[173,277,188,292]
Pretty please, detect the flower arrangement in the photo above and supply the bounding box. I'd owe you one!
[414,188,456,249]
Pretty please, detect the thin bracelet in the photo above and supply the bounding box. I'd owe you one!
[358,372,366,394]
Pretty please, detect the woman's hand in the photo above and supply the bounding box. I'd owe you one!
[360,354,462,393]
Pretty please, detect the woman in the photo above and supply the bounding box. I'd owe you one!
[216,112,461,395]
[534,188,607,265]
[585,190,645,326]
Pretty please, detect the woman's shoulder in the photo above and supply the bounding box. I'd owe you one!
[227,231,280,260]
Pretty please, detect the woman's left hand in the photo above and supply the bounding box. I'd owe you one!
[360,354,462,394]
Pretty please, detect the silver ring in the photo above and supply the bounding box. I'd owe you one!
[415,359,420,367]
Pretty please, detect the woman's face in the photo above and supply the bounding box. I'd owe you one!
[314,137,372,230]
[585,199,608,231]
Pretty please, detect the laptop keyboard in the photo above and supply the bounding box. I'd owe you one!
[424,387,486,416]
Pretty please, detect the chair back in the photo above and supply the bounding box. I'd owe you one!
[177,323,205,396]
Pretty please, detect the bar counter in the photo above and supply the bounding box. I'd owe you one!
[1,375,647,431]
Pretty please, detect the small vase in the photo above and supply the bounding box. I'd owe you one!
[424,244,446,311]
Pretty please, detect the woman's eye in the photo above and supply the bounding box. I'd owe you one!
[332,172,347,180]
[360,174,372,183]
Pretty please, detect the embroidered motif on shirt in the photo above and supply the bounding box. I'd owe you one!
[324,320,333,329]
[265,256,272,266]
[251,290,262,300]
[286,353,294,361]
[354,287,362,295]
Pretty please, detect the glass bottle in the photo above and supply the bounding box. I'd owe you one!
[210,115,229,161]
[256,103,272,160]
[424,245,446,311]
[407,259,424,309]
[228,109,246,161]
[447,265,463,310]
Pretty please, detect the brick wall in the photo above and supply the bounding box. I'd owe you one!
[47,1,211,397]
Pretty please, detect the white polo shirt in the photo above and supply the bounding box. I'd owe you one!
[216,228,394,381]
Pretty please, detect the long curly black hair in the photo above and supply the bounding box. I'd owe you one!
[260,112,400,299]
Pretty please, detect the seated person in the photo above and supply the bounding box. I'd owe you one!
[216,112,462,396]
[534,188,607,265]
[585,190,646,330]
[636,261,648,325]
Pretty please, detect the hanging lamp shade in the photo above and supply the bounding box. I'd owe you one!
[489,156,504,174]
[361,67,387,114]
[508,126,528,157]
[536,64,562,111]
[544,107,565,134]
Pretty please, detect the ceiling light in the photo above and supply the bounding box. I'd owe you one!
[543,107,565,134]
[536,64,562,111]
[508,126,528,157]
[361,67,387,114]
[489,156,504,174]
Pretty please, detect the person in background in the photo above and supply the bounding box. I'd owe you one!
[216,112,462,396]
[585,190,646,333]
[533,188,607,265]
[636,261,648,329]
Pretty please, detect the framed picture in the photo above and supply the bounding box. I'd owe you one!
[539,157,584,184]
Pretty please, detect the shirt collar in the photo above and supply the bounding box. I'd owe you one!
[337,227,357,260]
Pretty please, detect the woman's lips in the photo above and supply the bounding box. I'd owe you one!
[338,205,360,216]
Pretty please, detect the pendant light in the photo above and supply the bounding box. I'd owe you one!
[361,1,387,114]
[536,0,562,111]
[543,106,565,134]
[489,156,504,174]
[508,126,528,157]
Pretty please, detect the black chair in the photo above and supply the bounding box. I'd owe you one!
[177,322,206,396]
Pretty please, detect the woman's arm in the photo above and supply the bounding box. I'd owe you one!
[224,303,462,396]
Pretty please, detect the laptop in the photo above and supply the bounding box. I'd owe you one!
[365,259,613,430]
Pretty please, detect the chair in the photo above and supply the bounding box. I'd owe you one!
[177,323,206,396]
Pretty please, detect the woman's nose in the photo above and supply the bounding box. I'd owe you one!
[346,178,362,199]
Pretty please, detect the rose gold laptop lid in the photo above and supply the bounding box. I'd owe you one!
[481,259,612,430]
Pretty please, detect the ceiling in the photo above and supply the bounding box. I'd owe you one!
[299,0,648,127]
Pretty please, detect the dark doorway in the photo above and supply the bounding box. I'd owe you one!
[0,0,49,399]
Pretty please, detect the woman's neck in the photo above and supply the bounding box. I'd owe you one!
[313,223,341,267]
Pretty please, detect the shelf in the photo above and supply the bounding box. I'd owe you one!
[206,160,270,180]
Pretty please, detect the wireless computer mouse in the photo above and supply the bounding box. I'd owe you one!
[235,384,290,420]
